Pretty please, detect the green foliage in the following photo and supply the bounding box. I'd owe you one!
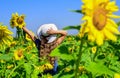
[1,33,120,78]
[85,62,115,77]
[0,53,13,61]
[1,14,120,78]
[63,25,80,31]
[50,35,120,78]
[70,10,82,14]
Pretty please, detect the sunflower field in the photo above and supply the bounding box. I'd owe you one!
[1,0,120,78]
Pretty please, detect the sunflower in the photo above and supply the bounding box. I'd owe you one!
[9,41,17,47]
[10,13,26,29]
[64,67,71,72]
[7,64,14,69]
[79,66,84,71]
[25,45,33,52]
[38,63,53,72]
[14,49,24,60]
[114,73,120,78]
[0,24,13,49]
[79,0,120,45]
[91,46,97,54]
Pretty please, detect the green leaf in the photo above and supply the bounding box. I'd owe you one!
[70,10,82,14]
[5,70,11,78]
[24,63,32,77]
[80,74,89,78]
[53,71,74,78]
[31,69,40,78]
[85,62,115,77]
[50,45,74,61]
[0,53,13,61]
[60,74,74,78]
[59,54,74,61]
[50,44,68,56]
[24,52,33,60]
[63,25,80,31]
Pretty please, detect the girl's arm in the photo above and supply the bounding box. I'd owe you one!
[47,29,67,45]
[22,26,36,41]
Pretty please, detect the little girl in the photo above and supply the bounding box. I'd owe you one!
[22,23,67,75]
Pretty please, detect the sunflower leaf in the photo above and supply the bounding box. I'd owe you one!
[0,53,13,61]
[70,10,82,14]
[63,25,81,30]
[85,62,115,77]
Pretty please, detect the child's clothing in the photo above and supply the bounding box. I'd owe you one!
[34,39,58,75]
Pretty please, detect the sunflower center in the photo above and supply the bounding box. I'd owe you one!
[17,17,23,24]
[93,8,107,30]
[18,51,23,57]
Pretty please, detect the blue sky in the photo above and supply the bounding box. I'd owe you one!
[0,0,120,36]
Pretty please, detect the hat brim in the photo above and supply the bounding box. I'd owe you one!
[47,35,57,43]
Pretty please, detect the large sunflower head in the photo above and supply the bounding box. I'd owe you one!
[14,49,24,60]
[0,23,13,49]
[10,13,26,29]
[79,0,120,46]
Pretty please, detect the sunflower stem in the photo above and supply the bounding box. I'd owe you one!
[7,63,23,78]
[75,37,84,78]
[16,27,20,39]
[16,27,23,41]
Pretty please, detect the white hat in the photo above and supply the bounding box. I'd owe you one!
[37,24,58,43]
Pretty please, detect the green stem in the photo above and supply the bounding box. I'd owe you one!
[7,63,23,78]
[75,38,84,78]
[16,27,23,41]
[93,46,99,62]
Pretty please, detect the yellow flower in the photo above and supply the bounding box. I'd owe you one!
[91,46,97,54]
[30,54,36,59]
[114,73,120,78]
[79,0,120,46]
[44,63,53,70]
[25,45,33,52]
[64,67,71,72]
[0,60,6,63]
[9,41,17,47]
[10,12,26,29]
[79,66,84,71]
[14,49,24,60]
[0,24,13,49]
[7,64,14,69]
[39,63,53,71]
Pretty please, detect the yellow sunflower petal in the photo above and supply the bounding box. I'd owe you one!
[88,33,95,42]
[82,16,91,21]
[95,0,109,7]
[6,36,13,41]
[107,19,118,28]
[107,14,120,18]
[2,39,8,45]
[106,1,119,12]
[103,28,117,41]
[96,31,104,46]
[114,73,120,78]
[105,22,119,34]
[82,2,93,9]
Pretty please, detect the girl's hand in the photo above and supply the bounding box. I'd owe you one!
[47,28,56,35]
